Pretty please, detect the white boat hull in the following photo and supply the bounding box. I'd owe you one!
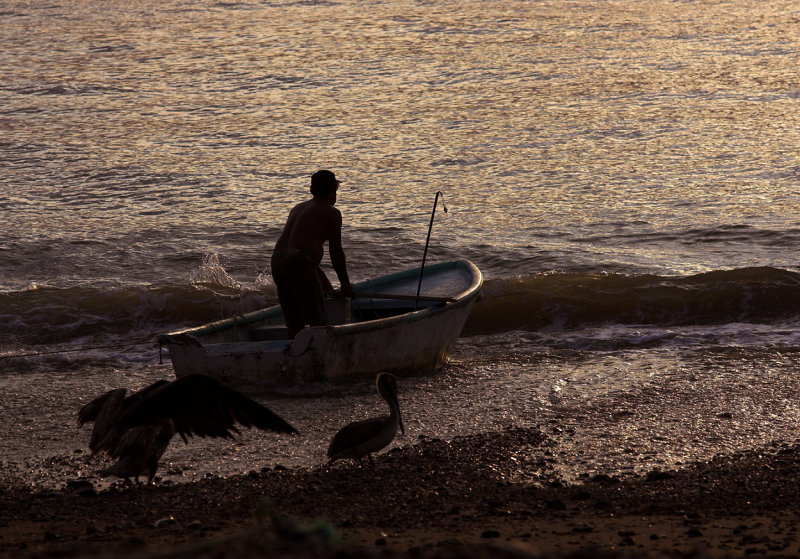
[159,260,482,389]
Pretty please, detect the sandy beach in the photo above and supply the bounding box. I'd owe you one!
[3,426,800,559]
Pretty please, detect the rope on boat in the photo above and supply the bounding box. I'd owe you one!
[0,339,156,360]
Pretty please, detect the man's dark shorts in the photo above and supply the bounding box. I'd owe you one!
[271,249,327,332]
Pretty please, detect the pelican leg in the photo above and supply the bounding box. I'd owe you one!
[146,455,159,484]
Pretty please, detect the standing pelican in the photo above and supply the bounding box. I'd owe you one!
[327,372,404,465]
[78,373,298,483]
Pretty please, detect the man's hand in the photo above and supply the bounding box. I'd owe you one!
[325,282,353,299]
[339,281,355,298]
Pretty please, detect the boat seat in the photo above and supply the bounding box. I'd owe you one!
[250,325,290,341]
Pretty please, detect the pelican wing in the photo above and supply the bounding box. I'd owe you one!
[116,374,298,440]
[78,388,122,427]
[81,388,128,453]
[87,380,173,454]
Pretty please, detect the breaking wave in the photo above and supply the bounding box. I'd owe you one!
[464,266,800,335]
[0,267,797,360]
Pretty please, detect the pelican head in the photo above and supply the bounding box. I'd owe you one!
[376,372,404,435]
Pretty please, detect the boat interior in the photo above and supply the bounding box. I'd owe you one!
[249,297,443,342]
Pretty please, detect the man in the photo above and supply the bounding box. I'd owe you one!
[270,170,354,339]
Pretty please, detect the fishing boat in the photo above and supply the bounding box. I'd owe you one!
[157,259,482,390]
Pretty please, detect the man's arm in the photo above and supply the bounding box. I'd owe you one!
[317,267,334,294]
[328,209,354,297]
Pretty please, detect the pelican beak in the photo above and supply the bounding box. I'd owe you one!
[392,392,404,435]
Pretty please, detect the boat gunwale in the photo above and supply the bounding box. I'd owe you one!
[324,259,482,337]
[160,259,482,341]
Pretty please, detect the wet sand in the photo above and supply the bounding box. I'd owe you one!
[3,426,800,558]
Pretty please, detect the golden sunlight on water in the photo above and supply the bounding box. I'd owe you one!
[3,0,799,273]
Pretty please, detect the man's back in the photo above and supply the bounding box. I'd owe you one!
[275,199,341,265]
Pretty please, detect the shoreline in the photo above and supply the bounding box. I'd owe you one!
[3,427,800,558]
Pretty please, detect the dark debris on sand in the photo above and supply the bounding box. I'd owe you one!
[3,427,800,558]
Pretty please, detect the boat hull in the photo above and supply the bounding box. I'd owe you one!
[159,260,482,389]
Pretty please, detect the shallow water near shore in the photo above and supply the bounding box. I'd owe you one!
[2,0,800,491]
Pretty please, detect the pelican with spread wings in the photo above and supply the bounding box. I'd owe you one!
[78,373,298,483]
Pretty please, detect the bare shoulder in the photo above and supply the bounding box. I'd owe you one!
[291,199,342,229]
[326,204,343,219]
[290,200,314,214]
[312,201,342,222]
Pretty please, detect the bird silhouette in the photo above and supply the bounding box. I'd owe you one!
[78,373,298,483]
[327,372,404,465]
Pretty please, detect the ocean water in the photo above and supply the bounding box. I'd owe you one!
[1,0,799,489]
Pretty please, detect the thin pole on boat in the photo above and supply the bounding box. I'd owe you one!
[416,191,447,309]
